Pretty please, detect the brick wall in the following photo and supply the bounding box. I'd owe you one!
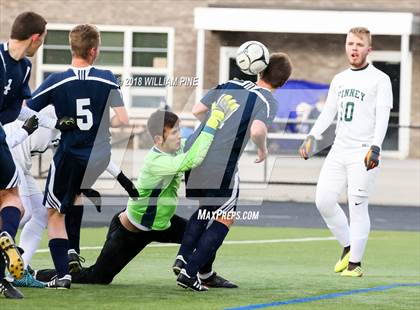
[410,36,420,157]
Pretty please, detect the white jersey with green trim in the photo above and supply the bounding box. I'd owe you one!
[315,64,393,148]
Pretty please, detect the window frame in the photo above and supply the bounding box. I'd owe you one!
[36,23,175,115]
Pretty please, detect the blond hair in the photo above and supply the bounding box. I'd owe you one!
[69,24,100,59]
[348,27,372,46]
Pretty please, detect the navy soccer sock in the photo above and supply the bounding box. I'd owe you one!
[0,206,21,239]
[185,221,229,277]
[65,205,84,254]
[198,254,216,275]
[177,208,209,261]
[49,238,69,278]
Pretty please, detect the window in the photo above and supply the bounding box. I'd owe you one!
[132,32,168,67]
[368,51,406,156]
[37,25,174,112]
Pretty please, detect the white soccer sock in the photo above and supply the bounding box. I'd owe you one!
[19,193,47,268]
[19,195,33,227]
[315,189,350,247]
[198,271,214,280]
[348,195,370,263]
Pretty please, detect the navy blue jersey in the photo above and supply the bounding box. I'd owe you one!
[185,79,278,197]
[26,66,124,160]
[0,42,32,125]
[0,47,5,141]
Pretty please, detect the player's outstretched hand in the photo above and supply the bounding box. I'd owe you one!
[117,171,139,198]
[299,135,316,160]
[22,115,39,135]
[364,145,380,171]
[215,94,239,120]
[55,116,78,131]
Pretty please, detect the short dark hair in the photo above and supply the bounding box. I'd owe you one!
[260,52,293,89]
[147,110,179,139]
[10,12,47,40]
[69,24,100,59]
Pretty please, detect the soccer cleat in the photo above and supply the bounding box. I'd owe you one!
[200,272,238,288]
[177,269,208,292]
[46,274,71,289]
[0,231,24,280]
[34,268,57,282]
[341,266,363,277]
[68,249,85,273]
[13,269,46,288]
[334,251,350,273]
[0,278,24,299]
[172,255,186,276]
[27,265,36,277]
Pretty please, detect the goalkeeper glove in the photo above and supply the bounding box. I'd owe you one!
[299,135,316,160]
[56,117,78,131]
[214,94,239,120]
[364,145,380,171]
[22,115,39,135]
[81,188,102,212]
[116,172,140,198]
[206,94,239,130]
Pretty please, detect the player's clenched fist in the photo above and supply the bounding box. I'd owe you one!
[55,116,78,131]
[22,115,39,135]
[299,135,316,160]
[364,145,380,171]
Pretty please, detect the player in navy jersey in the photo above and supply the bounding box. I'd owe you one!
[26,24,129,289]
[174,53,293,290]
[0,12,48,299]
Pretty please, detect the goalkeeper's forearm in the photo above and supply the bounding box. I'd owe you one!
[106,160,121,178]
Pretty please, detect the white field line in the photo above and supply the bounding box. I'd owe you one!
[35,237,335,253]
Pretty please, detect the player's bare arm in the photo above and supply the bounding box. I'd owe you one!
[250,119,268,163]
[192,102,209,121]
[110,106,129,127]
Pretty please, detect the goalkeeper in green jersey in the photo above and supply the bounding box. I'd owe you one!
[35,95,238,286]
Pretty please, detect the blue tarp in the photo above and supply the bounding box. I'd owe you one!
[273,79,330,118]
[272,79,330,133]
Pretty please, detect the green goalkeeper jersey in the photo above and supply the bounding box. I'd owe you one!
[126,127,216,230]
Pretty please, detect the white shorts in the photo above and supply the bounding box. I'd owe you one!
[17,163,42,197]
[317,145,379,197]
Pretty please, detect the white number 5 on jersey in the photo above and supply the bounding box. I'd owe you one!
[76,98,93,130]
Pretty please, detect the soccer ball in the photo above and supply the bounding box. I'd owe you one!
[235,41,269,75]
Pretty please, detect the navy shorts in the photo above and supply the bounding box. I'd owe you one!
[43,150,110,213]
[198,171,240,213]
[0,127,18,190]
